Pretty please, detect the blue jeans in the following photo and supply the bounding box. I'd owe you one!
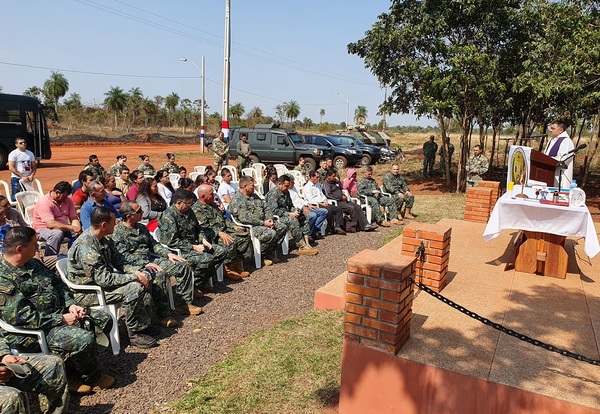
[308,208,328,236]
[10,177,20,202]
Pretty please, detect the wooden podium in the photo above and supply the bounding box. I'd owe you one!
[529,150,558,186]
[514,231,568,279]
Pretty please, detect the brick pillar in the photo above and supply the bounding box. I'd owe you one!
[345,249,416,355]
[477,180,501,211]
[401,222,452,292]
[464,186,493,223]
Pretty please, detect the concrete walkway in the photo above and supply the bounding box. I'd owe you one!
[400,218,600,409]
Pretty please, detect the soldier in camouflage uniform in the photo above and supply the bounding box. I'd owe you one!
[382,163,416,220]
[0,336,69,414]
[137,155,156,176]
[264,174,317,255]
[356,166,395,227]
[236,134,252,175]
[294,156,310,182]
[212,131,230,170]
[0,226,114,394]
[108,154,127,177]
[193,184,251,279]
[67,207,159,349]
[111,200,202,318]
[316,159,328,184]
[162,152,180,174]
[229,176,288,266]
[83,154,106,179]
[466,144,489,187]
[422,135,438,177]
[158,189,228,291]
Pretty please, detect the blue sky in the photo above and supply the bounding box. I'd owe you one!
[0,0,434,127]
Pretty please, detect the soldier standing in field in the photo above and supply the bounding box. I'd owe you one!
[213,131,229,170]
[236,133,251,175]
[466,144,489,187]
[422,135,438,178]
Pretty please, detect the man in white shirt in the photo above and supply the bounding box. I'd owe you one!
[8,137,36,201]
[217,169,238,204]
[288,176,330,240]
[544,121,575,187]
[302,170,346,236]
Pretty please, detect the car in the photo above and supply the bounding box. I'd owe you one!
[302,134,363,169]
[226,124,330,171]
[328,134,383,165]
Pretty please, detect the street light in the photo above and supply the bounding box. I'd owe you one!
[335,91,350,129]
[180,57,206,152]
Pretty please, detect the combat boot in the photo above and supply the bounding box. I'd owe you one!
[265,250,280,264]
[224,265,243,280]
[174,303,203,316]
[90,373,116,390]
[68,379,93,395]
[231,258,250,277]
[157,316,179,328]
[297,238,318,256]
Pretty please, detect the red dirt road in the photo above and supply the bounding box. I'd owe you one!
[0,143,214,188]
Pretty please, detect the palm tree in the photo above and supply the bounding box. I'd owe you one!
[43,71,69,121]
[125,87,144,126]
[23,86,43,102]
[141,98,157,128]
[104,86,127,130]
[284,100,301,124]
[165,92,180,127]
[154,95,165,110]
[63,93,83,111]
[354,106,368,124]
[275,104,286,124]
[247,106,263,127]
[303,117,314,129]
[230,102,245,122]
[319,108,325,124]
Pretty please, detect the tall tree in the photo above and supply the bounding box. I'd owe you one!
[284,100,301,124]
[230,102,245,121]
[165,92,180,127]
[63,93,83,111]
[23,86,43,102]
[354,106,368,123]
[43,71,69,121]
[104,86,127,130]
[125,87,144,127]
[319,108,325,124]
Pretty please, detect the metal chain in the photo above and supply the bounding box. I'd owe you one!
[409,276,600,366]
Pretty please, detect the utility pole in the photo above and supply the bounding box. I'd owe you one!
[222,0,231,141]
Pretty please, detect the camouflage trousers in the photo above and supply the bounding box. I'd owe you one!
[252,225,287,253]
[75,280,152,334]
[181,243,228,286]
[389,193,415,215]
[277,215,308,243]
[152,257,194,306]
[237,156,251,173]
[364,195,398,224]
[467,173,482,187]
[218,231,252,263]
[213,155,227,170]
[0,354,69,414]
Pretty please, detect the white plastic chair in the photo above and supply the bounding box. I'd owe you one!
[288,170,306,190]
[220,165,238,182]
[241,167,256,181]
[189,172,201,182]
[0,319,50,356]
[19,178,43,195]
[252,163,266,180]
[0,180,17,207]
[273,164,289,177]
[56,258,122,356]
[194,166,206,174]
[168,173,180,190]
[230,214,288,269]
[15,191,42,225]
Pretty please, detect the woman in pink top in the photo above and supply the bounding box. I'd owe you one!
[343,168,358,197]
[126,170,145,200]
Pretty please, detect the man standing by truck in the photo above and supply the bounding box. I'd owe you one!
[236,133,251,175]
[213,131,229,170]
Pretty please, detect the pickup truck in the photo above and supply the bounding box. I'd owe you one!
[227,124,330,171]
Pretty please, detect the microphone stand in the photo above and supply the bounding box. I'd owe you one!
[557,152,577,193]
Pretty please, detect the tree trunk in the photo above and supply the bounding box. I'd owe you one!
[456,114,473,193]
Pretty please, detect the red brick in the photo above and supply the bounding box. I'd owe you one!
[427,253,450,265]
[402,237,422,247]
[379,331,400,345]
[346,283,380,299]
[345,292,363,305]
[346,273,365,285]
[345,303,379,318]
[362,318,398,334]
[344,313,361,324]
[430,240,450,249]
[364,297,401,313]
[403,228,417,238]
[344,323,378,340]
[366,278,402,292]
[381,286,412,303]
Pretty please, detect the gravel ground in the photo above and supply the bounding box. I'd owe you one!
[68,229,388,414]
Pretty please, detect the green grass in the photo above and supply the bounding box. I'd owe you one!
[384,193,466,244]
[170,310,344,414]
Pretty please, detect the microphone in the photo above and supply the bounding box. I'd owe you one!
[567,144,587,155]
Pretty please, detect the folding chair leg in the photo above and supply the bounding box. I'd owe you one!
[165,276,175,310]
[281,233,289,256]
[216,264,224,282]
[97,304,122,356]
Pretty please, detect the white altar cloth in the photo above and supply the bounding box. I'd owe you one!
[483,186,600,258]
